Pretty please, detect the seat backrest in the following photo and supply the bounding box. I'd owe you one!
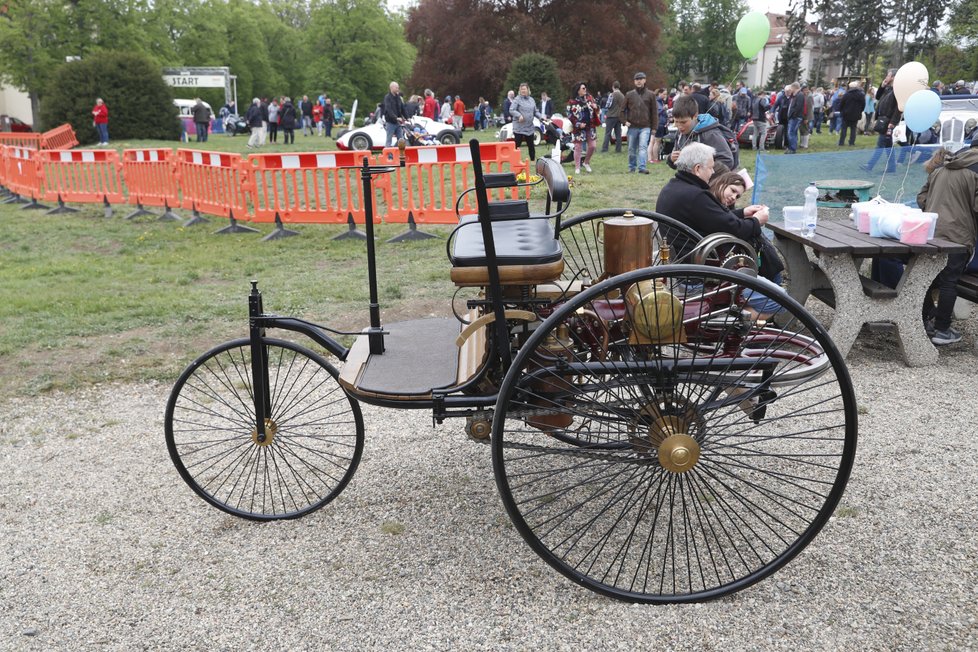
[535,156,571,231]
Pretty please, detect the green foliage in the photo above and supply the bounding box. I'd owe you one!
[40,52,181,145]
[662,0,747,85]
[303,0,415,108]
[501,53,563,104]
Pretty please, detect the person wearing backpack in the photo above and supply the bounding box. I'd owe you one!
[667,94,736,170]
[750,93,770,152]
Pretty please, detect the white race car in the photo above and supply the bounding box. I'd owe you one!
[336,116,461,151]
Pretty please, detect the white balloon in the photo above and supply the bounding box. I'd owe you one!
[893,61,929,111]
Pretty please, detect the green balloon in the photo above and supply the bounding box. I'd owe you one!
[736,11,771,59]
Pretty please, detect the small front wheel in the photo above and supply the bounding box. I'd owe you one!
[165,338,364,521]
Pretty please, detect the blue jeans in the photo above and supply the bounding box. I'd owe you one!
[384,121,403,147]
[813,109,823,133]
[195,122,208,142]
[96,123,109,144]
[865,133,896,173]
[786,118,801,151]
[627,126,651,171]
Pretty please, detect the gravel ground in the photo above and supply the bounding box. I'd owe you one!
[1,327,977,651]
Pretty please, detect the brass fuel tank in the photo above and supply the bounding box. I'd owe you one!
[624,279,686,344]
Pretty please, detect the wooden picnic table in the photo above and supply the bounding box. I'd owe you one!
[813,179,875,207]
[767,217,968,366]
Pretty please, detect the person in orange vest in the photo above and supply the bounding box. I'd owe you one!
[92,98,109,146]
[453,95,465,131]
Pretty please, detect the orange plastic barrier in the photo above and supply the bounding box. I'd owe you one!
[41,124,79,150]
[38,149,125,206]
[245,150,373,225]
[380,142,529,224]
[122,148,180,210]
[2,146,42,200]
[175,149,250,220]
[0,132,41,149]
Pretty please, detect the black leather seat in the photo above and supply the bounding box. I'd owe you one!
[451,214,562,267]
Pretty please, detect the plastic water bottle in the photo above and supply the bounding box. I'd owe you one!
[803,182,819,237]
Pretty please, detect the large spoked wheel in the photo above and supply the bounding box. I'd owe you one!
[165,338,364,521]
[556,209,703,284]
[491,265,857,603]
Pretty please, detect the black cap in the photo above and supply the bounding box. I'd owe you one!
[634,72,647,80]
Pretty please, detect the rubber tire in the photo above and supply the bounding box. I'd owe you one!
[165,338,364,521]
[491,264,857,603]
[439,132,459,145]
[349,132,372,151]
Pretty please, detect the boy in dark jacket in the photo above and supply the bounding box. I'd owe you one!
[838,81,866,146]
[667,94,735,170]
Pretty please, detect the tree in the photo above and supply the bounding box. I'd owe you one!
[0,0,72,128]
[304,0,415,110]
[501,53,562,105]
[41,51,181,144]
[697,0,748,83]
[405,0,666,106]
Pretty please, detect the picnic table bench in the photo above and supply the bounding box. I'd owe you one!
[768,217,968,366]
[813,179,875,208]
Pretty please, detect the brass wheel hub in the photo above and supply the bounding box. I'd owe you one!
[658,434,701,473]
[251,418,278,447]
[629,397,704,473]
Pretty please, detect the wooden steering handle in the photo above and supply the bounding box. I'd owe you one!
[456,309,537,347]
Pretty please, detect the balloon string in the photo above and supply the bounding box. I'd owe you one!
[893,141,916,203]
[875,145,896,200]
[703,60,750,136]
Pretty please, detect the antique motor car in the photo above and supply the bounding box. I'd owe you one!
[165,140,857,604]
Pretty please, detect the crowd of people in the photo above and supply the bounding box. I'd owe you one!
[231,94,346,149]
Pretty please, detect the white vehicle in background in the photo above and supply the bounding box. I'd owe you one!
[892,95,978,147]
[335,108,461,151]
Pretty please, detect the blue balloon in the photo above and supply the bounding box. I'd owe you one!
[903,90,942,133]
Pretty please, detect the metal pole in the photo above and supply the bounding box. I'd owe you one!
[361,158,385,354]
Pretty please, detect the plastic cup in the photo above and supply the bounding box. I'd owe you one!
[782,206,804,232]
[922,212,938,240]
[803,211,818,238]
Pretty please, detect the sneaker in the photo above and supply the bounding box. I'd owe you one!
[931,327,963,346]
[924,318,936,338]
[583,163,592,173]
[638,169,649,174]
[575,168,580,174]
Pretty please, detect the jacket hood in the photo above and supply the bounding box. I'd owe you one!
[945,147,978,169]
[693,113,718,132]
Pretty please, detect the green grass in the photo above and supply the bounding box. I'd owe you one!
[0,127,872,397]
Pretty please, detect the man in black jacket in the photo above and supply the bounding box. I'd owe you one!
[382,81,409,147]
[838,81,866,146]
[656,142,768,256]
[864,70,901,173]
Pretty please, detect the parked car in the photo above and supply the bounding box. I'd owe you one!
[737,120,778,150]
[335,115,461,150]
[892,95,978,146]
[1,116,32,132]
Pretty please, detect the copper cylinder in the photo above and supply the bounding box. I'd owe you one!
[602,211,654,279]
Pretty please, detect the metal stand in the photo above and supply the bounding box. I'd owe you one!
[332,212,368,241]
[103,197,113,218]
[158,202,181,222]
[21,196,49,211]
[183,205,208,227]
[125,202,156,220]
[214,210,259,235]
[354,146,406,354]
[46,196,79,215]
[387,211,438,243]
[261,212,300,241]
